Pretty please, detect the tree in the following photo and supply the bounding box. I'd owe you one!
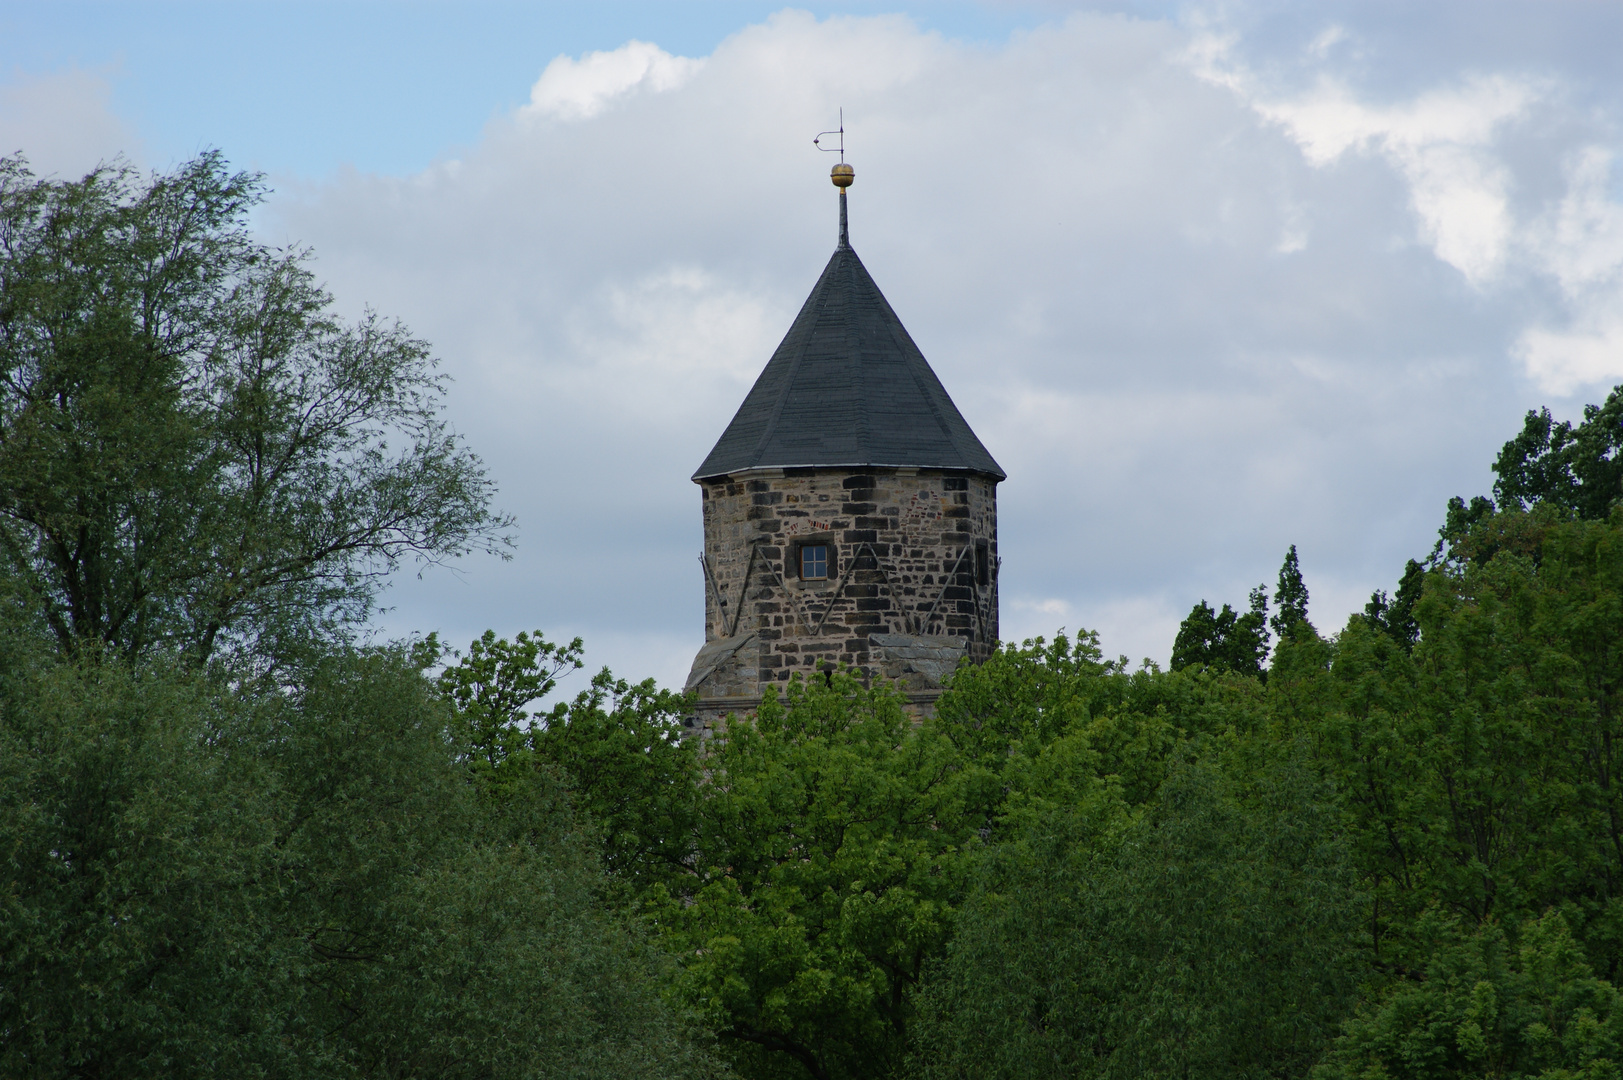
[1171,585,1269,676]
[529,667,702,896]
[909,636,1339,1080]
[911,750,1357,1080]
[436,628,584,768]
[1362,558,1425,651]
[1493,384,1623,519]
[1271,544,1311,640]
[435,629,701,896]
[651,673,975,1080]
[0,638,721,1079]
[1317,912,1623,1080]
[1360,508,1623,965]
[0,153,511,667]
[936,631,1247,820]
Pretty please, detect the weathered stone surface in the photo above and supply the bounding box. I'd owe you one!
[870,633,969,690]
[684,633,758,694]
[688,466,998,724]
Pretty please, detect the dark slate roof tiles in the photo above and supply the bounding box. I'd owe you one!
[692,204,1004,482]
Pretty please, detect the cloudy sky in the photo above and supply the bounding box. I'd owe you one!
[6,1,1623,689]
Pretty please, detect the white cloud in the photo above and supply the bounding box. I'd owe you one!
[1190,32,1534,285]
[1515,319,1623,397]
[1532,148,1623,293]
[524,41,703,122]
[1513,148,1623,393]
[1306,25,1347,60]
[1019,597,1072,616]
[1261,76,1531,284]
[0,67,139,179]
[1187,27,1623,398]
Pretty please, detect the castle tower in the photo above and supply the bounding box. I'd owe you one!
[684,162,1004,727]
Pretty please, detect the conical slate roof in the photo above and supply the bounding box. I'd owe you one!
[692,196,1004,482]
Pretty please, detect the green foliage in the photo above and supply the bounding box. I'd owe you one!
[1297,510,1623,975]
[0,642,720,1079]
[1272,543,1313,639]
[1436,494,1501,567]
[915,636,1343,1071]
[0,153,511,668]
[1317,912,1623,1080]
[1171,585,1270,676]
[437,628,584,766]
[531,667,702,895]
[1494,385,1623,520]
[436,630,701,896]
[651,674,973,1080]
[913,749,1358,1080]
[1363,558,1426,652]
[911,633,1351,1080]
[641,637,1241,1080]
[936,630,1250,816]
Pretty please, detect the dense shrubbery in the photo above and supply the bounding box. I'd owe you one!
[11,152,1623,1079]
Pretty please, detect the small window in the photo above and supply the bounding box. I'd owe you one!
[800,544,830,580]
[975,541,990,586]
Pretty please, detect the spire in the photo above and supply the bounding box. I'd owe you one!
[690,164,1003,483]
[691,123,1003,484]
[831,162,854,249]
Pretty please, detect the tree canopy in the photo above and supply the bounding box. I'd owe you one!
[1170,585,1269,675]
[0,153,511,668]
[0,641,721,1079]
[1493,385,1623,519]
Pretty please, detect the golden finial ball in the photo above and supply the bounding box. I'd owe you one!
[831,163,854,189]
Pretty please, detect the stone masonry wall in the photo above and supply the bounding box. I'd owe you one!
[695,467,999,697]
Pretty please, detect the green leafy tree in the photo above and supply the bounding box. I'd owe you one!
[436,628,584,767]
[530,667,702,895]
[936,631,1251,817]
[435,629,701,896]
[1329,508,1623,968]
[0,153,511,668]
[1254,500,1623,1079]
[1171,585,1269,676]
[1493,384,1623,519]
[1363,557,1426,651]
[911,634,1335,1078]
[1271,544,1312,640]
[912,749,1358,1080]
[651,673,974,1080]
[1434,494,1502,568]
[1317,912,1623,1080]
[0,640,721,1079]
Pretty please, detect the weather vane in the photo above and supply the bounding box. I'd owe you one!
[813,109,846,161]
[814,109,854,192]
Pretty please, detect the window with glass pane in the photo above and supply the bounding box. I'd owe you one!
[800,544,829,580]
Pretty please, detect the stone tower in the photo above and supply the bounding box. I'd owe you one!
[684,164,1004,727]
